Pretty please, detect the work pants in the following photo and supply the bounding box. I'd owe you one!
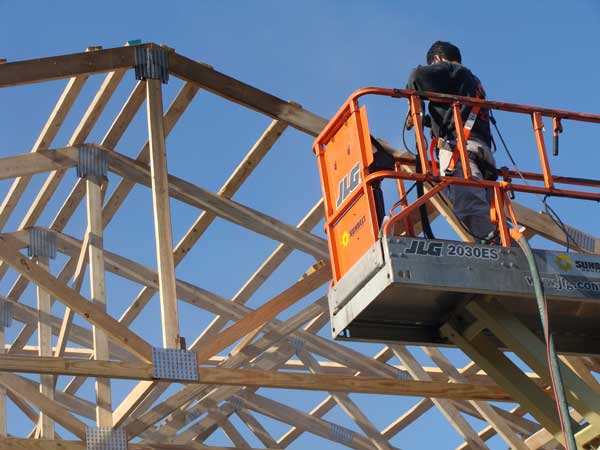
[438,138,496,240]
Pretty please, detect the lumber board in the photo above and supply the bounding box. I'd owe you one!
[0,45,143,88]
[8,255,81,360]
[170,318,351,445]
[0,436,283,450]
[36,256,55,439]
[47,82,189,402]
[382,398,433,439]
[86,178,112,426]
[0,355,512,401]
[39,85,196,408]
[0,147,78,181]
[0,321,4,436]
[169,52,327,136]
[0,70,124,284]
[512,202,600,253]
[146,78,180,349]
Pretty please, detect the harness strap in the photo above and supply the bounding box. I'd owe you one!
[429,137,439,176]
[445,105,481,174]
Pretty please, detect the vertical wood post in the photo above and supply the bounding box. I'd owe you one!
[86,176,112,426]
[36,256,54,439]
[146,78,180,349]
[0,320,6,437]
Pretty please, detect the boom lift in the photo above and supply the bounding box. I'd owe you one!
[313,88,600,448]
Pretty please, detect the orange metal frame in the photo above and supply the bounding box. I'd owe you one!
[313,88,600,283]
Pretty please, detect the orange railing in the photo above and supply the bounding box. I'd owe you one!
[313,88,600,283]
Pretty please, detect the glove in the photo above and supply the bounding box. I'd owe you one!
[423,114,432,128]
[406,113,431,130]
[405,113,414,130]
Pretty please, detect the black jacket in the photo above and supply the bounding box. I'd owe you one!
[406,61,491,146]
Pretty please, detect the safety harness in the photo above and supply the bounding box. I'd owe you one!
[429,105,497,181]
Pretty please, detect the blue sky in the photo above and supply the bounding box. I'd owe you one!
[0,1,599,449]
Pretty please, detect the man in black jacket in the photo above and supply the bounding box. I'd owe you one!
[406,41,497,242]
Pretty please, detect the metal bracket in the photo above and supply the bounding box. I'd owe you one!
[288,336,304,354]
[563,224,596,253]
[135,47,169,83]
[229,396,244,411]
[396,368,411,381]
[85,426,127,450]
[184,408,202,424]
[152,347,198,381]
[0,299,13,328]
[77,146,108,179]
[330,424,354,442]
[28,229,56,259]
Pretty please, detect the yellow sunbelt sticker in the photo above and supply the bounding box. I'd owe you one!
[341,231,350,248]
[556,254,572,272]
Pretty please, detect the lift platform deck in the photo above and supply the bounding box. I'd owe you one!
[330,236,600,354]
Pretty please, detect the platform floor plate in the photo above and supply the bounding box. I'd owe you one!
[329,237,600,354]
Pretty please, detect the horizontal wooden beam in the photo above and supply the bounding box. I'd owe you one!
[0,355,512,401]
[0,147,78,181]
[0,436,280,450]
[107,148,329,260]
[0,45,146,88]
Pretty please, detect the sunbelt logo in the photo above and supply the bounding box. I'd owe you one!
[555,254,572,272]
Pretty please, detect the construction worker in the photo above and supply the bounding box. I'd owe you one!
[406,41,497,242]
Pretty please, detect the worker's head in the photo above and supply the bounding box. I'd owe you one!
[426,41,462,65]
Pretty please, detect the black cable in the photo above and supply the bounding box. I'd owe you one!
[402,112,416,156]
[403,111,435,239]
[389,182,417,216]
[489,111,517,166]
[543,195,575,252]
[490,111,578,251]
